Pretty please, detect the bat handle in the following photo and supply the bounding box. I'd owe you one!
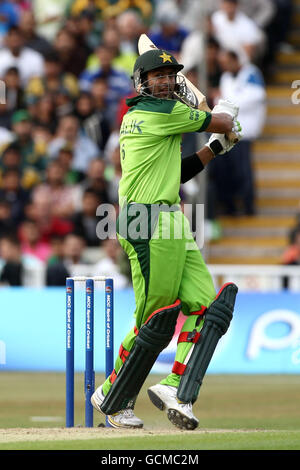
[227,131,239,144]
[199,101,240,144]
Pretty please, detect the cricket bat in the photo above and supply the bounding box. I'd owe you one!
[138,34,238,143]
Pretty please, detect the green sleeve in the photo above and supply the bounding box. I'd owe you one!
[154,101,211,136]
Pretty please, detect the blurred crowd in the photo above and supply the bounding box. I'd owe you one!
[281,215,300,267]
[0,0,296,286]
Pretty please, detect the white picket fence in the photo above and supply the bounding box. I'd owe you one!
[208,264,300,292]
[19,263,300,291]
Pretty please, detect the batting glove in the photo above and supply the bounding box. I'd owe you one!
[212,99,239,119]
[205,123,242,156]
[232,119,242,140]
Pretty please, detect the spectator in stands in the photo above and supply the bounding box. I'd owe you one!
[56,143,85,184]
[0,103,13,139]
[206,36,222,108]
[0,1,19,47]
[79,43,133,126]
[207,49,266,217]
[86,25,137,78]
[12,0,31,14]
[272,0,294,51]
[0,142,43,192]
[18,218,52,262]
[54,27,88,77]
[31,160,78,220]
[19,10,54,57]
[0,200,17,237]
[281,224,300,266]
[149,9,189,57]
[64,11,93,60]
[116,9,145,54]
[23,198,73,244]
[30,122,53,169]
[92,238,128,289]
[153,0,205,32]
[69,0,98,18]
[46,234,65,266]
[238,0,275,30]
[90,76,116,130]
[3,67,25,116]
[11,109,47,186]
[0,142,21,173]
[75,90,111,152]
[179,29,205,78]
[54,87,76,120]
[0,167,30,224]
[72,188,102,247]
[30,93,57,134]
[103,25,137,77]
[26,50,79,105]
[210,0,265,64]
[46,232,87,286]
[0,125,14,150]
[230,1,291,78]
[75,9,101,51]
[262,0,294,77]
[31,0,70,43]
[48,114,100,174]
[0,234,23,285]
[46,253,68,285]
[0,26,45,85]
[74,158,109,211]
[218,49,266,136]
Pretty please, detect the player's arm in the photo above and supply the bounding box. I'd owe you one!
[181,130,241,184]
[181,148,211,184]
[205,113,234,134]
[206,99,241,136]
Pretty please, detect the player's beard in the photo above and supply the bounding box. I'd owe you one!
[142,75,177,99]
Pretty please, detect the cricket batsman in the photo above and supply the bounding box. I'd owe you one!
[91,49,241,429]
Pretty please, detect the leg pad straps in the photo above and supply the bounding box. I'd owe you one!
[100,299,182,415]
[177,283,238,404]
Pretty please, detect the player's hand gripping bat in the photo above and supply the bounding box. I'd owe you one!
[138,34,239,144]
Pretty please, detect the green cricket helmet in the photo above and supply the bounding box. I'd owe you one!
[133,49,184,94]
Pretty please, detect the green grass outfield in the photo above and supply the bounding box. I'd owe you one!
[0,372,299,450]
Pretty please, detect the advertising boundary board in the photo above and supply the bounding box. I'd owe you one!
[0,288,299,374]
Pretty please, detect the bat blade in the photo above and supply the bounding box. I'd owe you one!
[138,34,238,143]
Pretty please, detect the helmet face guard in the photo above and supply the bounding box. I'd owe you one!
[133,49,199,108]
[133,49,184,97]
[133,69,186,100]
[133,67,200,108]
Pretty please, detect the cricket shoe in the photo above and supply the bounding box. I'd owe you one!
[91,386,144,429]
[147,383,199,430]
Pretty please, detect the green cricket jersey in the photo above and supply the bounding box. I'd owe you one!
[119,95,211,207]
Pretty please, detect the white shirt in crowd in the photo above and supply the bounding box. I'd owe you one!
[0,47,45,85]
[48,135,99,173]
[219,63,266,140]
[211,10,265,64]
[154,0,205,31]
[0,127,14,149]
